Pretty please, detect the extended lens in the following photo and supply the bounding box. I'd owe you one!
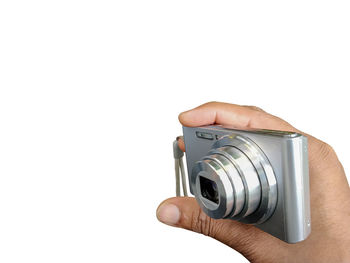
[192,134,277,224]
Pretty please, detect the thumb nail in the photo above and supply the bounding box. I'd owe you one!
[156,203,181,226]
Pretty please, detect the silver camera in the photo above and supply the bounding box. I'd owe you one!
[183,125,311,243]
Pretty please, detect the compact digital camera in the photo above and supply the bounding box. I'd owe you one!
[183,125,311,243]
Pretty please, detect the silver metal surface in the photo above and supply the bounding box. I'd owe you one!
[192,159,234,218]
[183,125,311,243]
[207,147,262,218]
[213,135,278,224]
[204,153,245,216]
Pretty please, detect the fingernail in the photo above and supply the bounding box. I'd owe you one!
[156,203,180,226]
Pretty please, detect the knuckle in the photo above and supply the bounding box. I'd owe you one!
[244,105,265,112]
[224,225,264,261]
[191,208,216,237]
[244,110,265,128]
[309,138,341,173]
[317,141,336,160]
[203,101,220,107]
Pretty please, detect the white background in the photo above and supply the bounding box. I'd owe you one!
[0,1,349,262]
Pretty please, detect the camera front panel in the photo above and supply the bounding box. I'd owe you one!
[183,125,310,243]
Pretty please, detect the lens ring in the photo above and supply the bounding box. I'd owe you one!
[204,153,245,217]
[214,146,262,218]
[213,134,278,224]
[192,159,234,219]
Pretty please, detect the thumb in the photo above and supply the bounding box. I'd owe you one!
[156,197,287,262]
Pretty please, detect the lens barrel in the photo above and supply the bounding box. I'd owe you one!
[192,134,277,224]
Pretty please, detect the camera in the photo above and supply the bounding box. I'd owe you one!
[183,125,311,243]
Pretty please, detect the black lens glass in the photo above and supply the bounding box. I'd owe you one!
[200,176,219,204]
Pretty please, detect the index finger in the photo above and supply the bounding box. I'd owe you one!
[178,102,338,176]
[179,101,297,132]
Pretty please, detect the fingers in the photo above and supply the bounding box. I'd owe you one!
[179,101,296,131]
[156,197,287,262]
[177,137,185,152]
[178,101,338,173]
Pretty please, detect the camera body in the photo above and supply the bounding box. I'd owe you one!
[183,125,311,243]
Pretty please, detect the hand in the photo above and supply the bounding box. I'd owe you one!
[156,102,350,263]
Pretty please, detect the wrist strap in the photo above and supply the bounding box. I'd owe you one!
[173,137,188,197]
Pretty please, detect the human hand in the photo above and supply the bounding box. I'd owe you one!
[156,102,350,263]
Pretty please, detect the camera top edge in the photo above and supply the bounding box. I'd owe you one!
[182,125,303,139]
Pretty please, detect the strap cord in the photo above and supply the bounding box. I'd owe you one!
[173,137,188,197]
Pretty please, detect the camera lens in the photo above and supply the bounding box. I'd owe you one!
[192,134,277,224]
[200,176,219,204]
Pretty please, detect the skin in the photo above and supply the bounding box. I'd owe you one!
[156,102,350,263]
